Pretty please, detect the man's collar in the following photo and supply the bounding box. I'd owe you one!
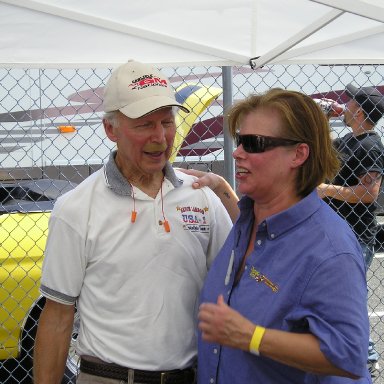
[103,151,183,196]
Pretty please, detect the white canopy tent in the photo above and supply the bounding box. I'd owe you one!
[1,0,383,186]
[0,0,383,68]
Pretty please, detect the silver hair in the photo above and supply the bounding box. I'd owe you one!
[103,111,121,128]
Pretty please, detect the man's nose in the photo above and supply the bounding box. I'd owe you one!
[151,122,166,142]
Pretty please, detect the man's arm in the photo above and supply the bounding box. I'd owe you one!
[178,168,240,223]
[34,298,75,384]
[318,171,382,204]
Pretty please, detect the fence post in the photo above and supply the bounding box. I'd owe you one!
[222,66,235,189]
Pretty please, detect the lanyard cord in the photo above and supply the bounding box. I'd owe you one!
[160,180,170,232]
[129,178,170,233]
[129,182,137,223]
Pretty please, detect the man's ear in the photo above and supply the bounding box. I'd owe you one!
[292,143,309,168]
[357,107,368,123]
[103,118,118,143]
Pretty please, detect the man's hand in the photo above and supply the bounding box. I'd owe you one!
[319,98,345,118]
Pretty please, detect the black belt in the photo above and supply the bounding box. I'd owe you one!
[80,358,196,384]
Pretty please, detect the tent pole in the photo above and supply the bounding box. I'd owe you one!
[222,66,235,190]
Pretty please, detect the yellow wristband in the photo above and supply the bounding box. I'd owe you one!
[249,325,266,356]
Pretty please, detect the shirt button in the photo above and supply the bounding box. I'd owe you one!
[158,220,163,225]
[271,233,275,239]
[257,240,262,245]
[244,265,248,270]
[210,379,215,383]
[213,348,218,354]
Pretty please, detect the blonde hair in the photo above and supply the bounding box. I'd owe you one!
[227,88,340,198]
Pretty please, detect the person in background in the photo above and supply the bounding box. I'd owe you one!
[317,84,384,379]
[33,60,232,384]
[184,88,371,383]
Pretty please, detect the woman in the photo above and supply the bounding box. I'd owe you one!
[189,89,371,383]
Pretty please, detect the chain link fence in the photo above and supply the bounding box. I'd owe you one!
[1,64,383,383]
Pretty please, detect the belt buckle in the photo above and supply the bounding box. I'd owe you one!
[160,372,169,384]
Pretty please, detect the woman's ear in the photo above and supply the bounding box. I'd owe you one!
[103,118,118,143]
[292,143,309,168]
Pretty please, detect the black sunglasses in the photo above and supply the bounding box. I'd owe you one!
[235,134,301,153]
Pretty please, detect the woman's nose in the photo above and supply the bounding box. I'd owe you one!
[233,144,245,159]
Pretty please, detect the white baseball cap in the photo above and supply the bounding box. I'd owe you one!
[103,60,190,118]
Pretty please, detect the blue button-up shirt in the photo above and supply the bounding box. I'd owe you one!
[198,190,371,384]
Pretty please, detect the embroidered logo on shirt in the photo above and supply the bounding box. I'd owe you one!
[250,266,279,292]
[177,205,209,233]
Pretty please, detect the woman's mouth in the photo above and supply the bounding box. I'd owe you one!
[236,167,250,176]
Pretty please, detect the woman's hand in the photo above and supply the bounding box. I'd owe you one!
[177,168,224,192]
[198,295,255,351]
[177,168,240,222]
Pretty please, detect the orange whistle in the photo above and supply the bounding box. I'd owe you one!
[163,220,170,232]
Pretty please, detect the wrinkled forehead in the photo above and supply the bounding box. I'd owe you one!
[120,106,175,122]
[140,106,175,119]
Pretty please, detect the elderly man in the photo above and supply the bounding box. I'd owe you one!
[33,61,232,384]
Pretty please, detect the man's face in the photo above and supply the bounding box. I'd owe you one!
[343,99,361,127]
[104,107,176,178]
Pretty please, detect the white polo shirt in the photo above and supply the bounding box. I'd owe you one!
[40,152,232,371]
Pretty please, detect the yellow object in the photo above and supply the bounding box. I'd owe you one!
[249,325,266,356]
[170,83,222,163]
[0,212,50,359]
[58,125,76,133]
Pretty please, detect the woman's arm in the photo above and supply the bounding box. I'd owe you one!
[199,295,358,379]
[178,168,240,223]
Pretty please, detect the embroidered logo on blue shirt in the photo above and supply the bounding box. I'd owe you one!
[250,266,279,292]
